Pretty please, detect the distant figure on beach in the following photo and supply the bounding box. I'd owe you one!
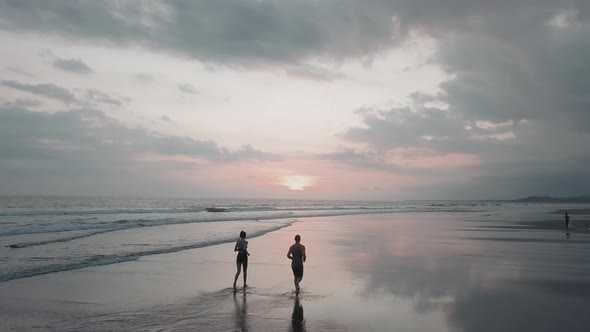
[565,212,570,229]
[287,234,306,293]
[233,231,249,289]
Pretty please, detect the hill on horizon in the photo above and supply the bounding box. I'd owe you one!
[510,196,590,203]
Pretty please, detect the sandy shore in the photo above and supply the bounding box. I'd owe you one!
[2,211,590,331]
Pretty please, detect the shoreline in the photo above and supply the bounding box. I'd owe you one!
[2,201,586,286]
[2,211,590,331]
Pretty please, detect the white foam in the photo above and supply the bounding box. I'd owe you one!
[0,219,294,282]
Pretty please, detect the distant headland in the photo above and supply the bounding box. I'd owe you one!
[509,196,590,203]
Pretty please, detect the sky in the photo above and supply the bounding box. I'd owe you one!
[1,0,589,200]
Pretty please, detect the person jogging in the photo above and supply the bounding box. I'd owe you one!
[233,231,250,289]
[287,234,306,293]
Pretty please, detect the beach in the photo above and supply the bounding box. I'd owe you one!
[3,1,590,330]
[2,204,590,331]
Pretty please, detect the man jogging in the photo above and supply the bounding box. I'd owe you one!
[287,234,306,294]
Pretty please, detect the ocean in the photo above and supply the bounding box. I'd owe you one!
[0,196,560,283]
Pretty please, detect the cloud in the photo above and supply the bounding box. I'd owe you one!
[2,79,127,107]
[5,66,33,77]
[334,91,590,198]
[2,1,590,198]
[1,80,76,104]
[53,57,93,74]
[3,1,586,66]
[84,89,126,107]
[314,1,590,198]
[0,0,404,65]
[342,104,466,152]
[320,149,385,170]
[283,64,346,82]
[135,73,154,82]
[0,106,281,195]
[0,1,587,70]
[230,144,282,162]
[0,106,278,163]
[2,98,42,108]
[177,83,197,94]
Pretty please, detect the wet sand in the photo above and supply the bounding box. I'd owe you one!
[2,209,590,331]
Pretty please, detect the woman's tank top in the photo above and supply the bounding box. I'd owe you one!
[236,239,246,253]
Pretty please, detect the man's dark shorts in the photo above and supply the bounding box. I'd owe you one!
[237,253,248,269]
[292,265,303,278]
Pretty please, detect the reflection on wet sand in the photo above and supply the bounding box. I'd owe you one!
[343,214,590,332]
[290,296,306,332]
[233,290,249,332]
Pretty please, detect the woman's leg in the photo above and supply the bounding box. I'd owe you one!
[233,261,242,288]
[242,260,248,286]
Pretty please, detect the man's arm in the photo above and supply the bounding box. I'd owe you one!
[287,245,293,259]
[302,245,306,262]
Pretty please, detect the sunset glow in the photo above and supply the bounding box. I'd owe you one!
[280,175,314,191]
[1,1,588,200]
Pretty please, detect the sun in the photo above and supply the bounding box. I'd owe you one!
[280,175,313,191]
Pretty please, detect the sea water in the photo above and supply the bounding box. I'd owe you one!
[0,196,551,282]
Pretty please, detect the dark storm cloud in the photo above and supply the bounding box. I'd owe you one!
[1,1,587,72]
[435,21,590,129]
[326,1,590,198]
[2,1,586,64]
[342,105,466,152]
[53,57,93,74]
[0,0,400,65]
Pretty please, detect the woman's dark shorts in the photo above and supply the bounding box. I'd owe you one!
[237,253,248,269]
[292,265,303,278]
